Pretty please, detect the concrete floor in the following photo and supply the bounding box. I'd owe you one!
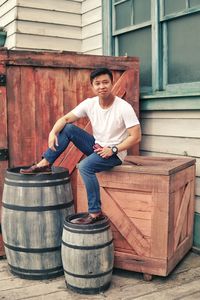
[0,251,200,300]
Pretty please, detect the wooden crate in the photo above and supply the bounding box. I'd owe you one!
[76,156,196,279]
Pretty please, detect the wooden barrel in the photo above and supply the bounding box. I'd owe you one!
[61,213,114,294]
[2,166,74,279]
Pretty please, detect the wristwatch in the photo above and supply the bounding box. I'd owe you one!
[111,146,118,155]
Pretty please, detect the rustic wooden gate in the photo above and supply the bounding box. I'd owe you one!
[0,49,139,255]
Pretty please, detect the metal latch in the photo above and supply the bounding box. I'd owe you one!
[0,148,8,161]
[0,74,6,86]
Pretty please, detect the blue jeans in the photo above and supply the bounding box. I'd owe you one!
[43,124,122,213]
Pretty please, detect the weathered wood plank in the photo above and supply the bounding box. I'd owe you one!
[4,51,139,70]
[0,278,66,300]
[174,183,192,250]
[98,170,170,193]
[101,188,150,256]
[150,192,169,259]
[170,166,195,192]
[114,251,167,276]
[1,252,200,299]
[141,151,200,177]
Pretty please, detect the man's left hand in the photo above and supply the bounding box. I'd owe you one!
[94,147,113,159]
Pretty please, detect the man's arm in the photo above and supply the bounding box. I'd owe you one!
[95,124,141,158]
[49,111,79,151]
[116,124,141,152]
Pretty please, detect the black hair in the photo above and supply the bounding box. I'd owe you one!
[90,67,113,84]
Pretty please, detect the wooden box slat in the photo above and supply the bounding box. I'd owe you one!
[76,156,196,277]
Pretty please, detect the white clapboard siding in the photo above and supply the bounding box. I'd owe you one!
[82,21,102,39]
[81,0,102,54]
[141,111,200,119]
[82,34,102,53]
[196,178,200,197]
[82,6,101,27]
[14,33,82,52]
[3,20,16,36]
[141,118,200,138]
[4,33,16,49]
[140,110,200,169]
[0,0,16,17]
[0,0,8,6]
[195,196,200,213]
[82,0,101,13]
[83,48,102,55]
[0,7,17,27]
[1,0,103,53]
[0,0,17,50]
[0,1,82,51]
[17,7,81,27]
[141,136,200,158]
[17,21,81,40]
[17,0,81,13]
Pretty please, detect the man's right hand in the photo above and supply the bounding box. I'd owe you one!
[48,132,59,151]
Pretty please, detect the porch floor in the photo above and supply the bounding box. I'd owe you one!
[0,251,200,300]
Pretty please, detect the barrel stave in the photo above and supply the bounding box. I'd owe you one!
[61,215,114,294]
[2,167,73,279]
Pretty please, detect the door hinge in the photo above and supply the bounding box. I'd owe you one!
[0,148,9,161]
[0,74,6,86]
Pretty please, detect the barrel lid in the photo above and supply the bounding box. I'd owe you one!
[64,213,110,231]
[5,166,69,181]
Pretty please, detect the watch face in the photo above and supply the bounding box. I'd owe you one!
[112,146,118,154]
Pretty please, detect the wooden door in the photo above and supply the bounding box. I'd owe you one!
[0,49,139,255]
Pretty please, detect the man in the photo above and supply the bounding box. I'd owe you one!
[20,67,141,224]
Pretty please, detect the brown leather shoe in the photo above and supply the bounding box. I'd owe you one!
[70,213,105,225]
[20,164,52,175]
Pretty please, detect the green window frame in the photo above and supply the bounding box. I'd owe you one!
[102,0,200,97]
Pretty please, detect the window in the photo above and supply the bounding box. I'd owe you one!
[103,0,200,95]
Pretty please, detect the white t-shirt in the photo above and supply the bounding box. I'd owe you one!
[72,96,139,161]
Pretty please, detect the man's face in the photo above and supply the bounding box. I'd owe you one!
[91,74,113,98]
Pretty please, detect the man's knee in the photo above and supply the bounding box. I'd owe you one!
[62,123,76,135]
[77,160,85,172]
[77,159,92,174]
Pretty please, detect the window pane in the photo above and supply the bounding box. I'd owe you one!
[189,0,200,8]
[118,27,152,86]
[168,13,200,84]
[134,0,151,24]
[164,0,186,16]
[115,0,132,30]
